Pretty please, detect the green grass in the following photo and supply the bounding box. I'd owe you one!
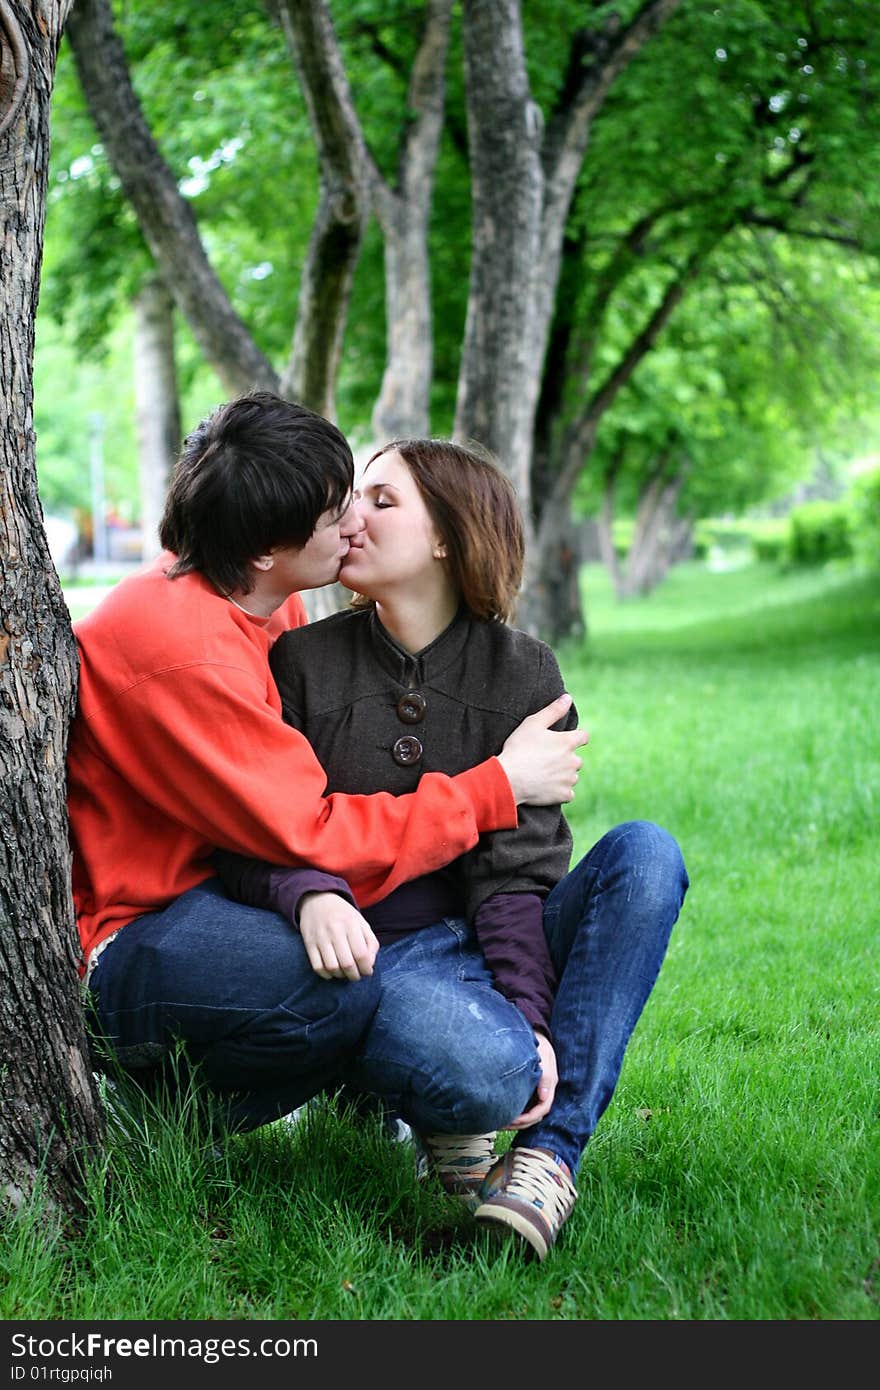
[4,560,879,1320]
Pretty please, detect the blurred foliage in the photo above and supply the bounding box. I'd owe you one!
[787,497,854,563]
[849,465,880,568]
[36,0,880,548]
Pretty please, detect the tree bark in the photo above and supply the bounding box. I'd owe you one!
[271,0,455,441]
[530,235,710,633]
[64,0,278,397]
[133,275,180,561]
[456,0,684,629]
[370,0,453,442]
[597,474,625,601]
[620,467,686,597]
[521,492,586,644]
[270,0,372,419]
[455,0,544,501]
[0,0,102,1223]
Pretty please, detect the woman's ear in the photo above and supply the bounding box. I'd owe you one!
[433,542,448,559]
[251,553,274,572]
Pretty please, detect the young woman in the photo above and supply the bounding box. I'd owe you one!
[218,438,688,1261]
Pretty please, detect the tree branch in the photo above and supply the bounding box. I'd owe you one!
[64,0,276,397]
[542,0,683,224]
[371,0,453,228]
[396,0,453,204]
[0,1,30,140]
[268,0,372,414]
[352,8,467,164]
[741,212,867,253]
[547,236,720,506]
[585,244,707,429]
[368,0,454,439]
[530,0,685,414]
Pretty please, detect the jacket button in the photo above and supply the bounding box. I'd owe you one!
[392,735,423,766]
[397,691,427,724]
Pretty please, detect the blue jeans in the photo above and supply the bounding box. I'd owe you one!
[527,819,687,1171]
[88,821,687,1174]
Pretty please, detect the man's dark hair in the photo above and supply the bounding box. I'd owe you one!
[159,390,354,595]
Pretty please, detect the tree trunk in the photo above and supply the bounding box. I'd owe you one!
[133,275,180,561]
[597,470,626,601]
[456,0,684,629]
[619,468,685,597]
[0,0,102,1223]
[532,229,712,629]
[667,513,693,566]
[455,0,544,503]
[370,0,453,442]
[370,214,433,442]
[522,493,586,643]
[65,0,278,397]
[301,580,351,622]
[271,0,372,419]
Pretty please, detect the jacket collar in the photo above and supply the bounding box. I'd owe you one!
[366,604,472,684]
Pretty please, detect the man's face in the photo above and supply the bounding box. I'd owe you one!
[270,495,364,593]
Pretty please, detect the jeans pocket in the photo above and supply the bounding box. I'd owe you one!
[439,915,469,945]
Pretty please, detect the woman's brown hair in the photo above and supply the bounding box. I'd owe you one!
[356,438,525,622]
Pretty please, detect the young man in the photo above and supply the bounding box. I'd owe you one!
[70,390,586,1134]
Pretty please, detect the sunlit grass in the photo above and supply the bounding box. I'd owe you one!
[5,559,878,1321]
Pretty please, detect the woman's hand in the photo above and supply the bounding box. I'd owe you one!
[298,892,380,981]
[504,1032,559,1129]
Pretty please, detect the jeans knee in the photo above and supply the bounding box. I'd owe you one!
[637,820,688,908]
[411,1025,539,1133]
[599,820,688,905]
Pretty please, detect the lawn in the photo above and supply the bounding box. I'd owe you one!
[4,559,878,1323]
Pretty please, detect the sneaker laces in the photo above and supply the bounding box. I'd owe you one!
[421,1131,497,1175]
[490,1146,577,1226]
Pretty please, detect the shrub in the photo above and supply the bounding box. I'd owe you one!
[611,518,634,560]
[693,519,753,563]
[786,499,853,566]
[849,466,880,570]
[749,520,789,564]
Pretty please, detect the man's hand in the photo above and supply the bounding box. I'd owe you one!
[298,892,380,981]
[497,693,589,806]
[504,1033,559,1129]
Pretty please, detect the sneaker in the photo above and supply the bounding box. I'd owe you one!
[415,1130,498,1205]
[383,1115,414,1145]
[474,1146,577,1261]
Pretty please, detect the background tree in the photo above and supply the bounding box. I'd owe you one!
[0,0,102,1221]
[133,273,181,561]
[455,0,682,585]
[527,0,880,635]
[59,0,459,611]
[45,0,880,638]
[581,237,880,597]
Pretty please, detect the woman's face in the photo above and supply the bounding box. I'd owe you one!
[338,449,446,600]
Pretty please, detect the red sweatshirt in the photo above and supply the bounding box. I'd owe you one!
[67,556,517,969]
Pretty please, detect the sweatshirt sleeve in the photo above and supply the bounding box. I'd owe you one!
[474,893,557,1040]
[79,657,516,908]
